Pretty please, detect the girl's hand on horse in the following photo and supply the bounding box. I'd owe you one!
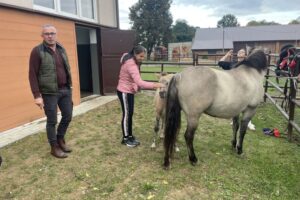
[154,83,165,89]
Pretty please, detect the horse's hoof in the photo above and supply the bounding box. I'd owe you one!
[190,161,197,166]
[163,161,170,170]
[236,146,243,155]
[189,157,198,166]
[150,143,156,149]
[163,164,170,170]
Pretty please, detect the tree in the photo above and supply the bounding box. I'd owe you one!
[129,0,173,59]
[246,20,280,26]
[288,19,300,24]
[217,14,240,28]
[171,19,196,42]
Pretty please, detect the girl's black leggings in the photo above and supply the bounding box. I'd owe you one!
[117,90,134,138]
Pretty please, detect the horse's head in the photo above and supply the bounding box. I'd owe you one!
[156,73,174,99]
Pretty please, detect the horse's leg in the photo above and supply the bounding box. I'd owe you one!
[152,116,160,148]
[237,108,256,154]
[154,116,160,133]
[231,115,239,149]
[236,119,249,154]
[184,116,199,165]
[159,117,164,139]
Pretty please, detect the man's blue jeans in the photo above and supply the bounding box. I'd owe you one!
[42,88,73,145]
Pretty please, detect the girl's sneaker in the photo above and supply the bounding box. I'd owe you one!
[121,137,139,147]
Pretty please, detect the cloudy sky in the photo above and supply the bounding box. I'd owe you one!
[118,0,300,29]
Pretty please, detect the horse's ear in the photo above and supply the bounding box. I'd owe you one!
[155,73,161,79]
[161,72,168,76]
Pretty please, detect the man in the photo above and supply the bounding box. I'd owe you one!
[29,24,73,158]
[218,48,256,131]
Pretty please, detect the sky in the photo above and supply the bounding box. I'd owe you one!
[118,0,300,29]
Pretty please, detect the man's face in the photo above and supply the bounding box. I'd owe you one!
[41,26,57,46]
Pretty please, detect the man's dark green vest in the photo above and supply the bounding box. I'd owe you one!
[37,42,72,94]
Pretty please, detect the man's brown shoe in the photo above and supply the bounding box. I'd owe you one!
[50,144,68,158]
[57,138,72,153]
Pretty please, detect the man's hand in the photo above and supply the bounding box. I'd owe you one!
[34,97,44,109]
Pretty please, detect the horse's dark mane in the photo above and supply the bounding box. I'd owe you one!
[234,50,267,72]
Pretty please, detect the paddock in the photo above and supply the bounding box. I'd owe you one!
[0,52,299,199]
[0,92,299,199]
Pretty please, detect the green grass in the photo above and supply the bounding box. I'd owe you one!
[0,92,299,200]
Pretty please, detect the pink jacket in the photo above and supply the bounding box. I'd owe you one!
[117,55,154,94]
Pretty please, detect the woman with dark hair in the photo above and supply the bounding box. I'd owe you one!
[218,49,247,70]
[117,45,164,147]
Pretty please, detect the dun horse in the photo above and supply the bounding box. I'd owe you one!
[163,50,267,169]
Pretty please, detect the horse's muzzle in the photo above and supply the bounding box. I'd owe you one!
[159,91,166,99]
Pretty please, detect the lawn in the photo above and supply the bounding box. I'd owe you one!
[0,92,299,200]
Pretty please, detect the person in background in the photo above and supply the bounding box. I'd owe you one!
[218,48,256,131]
[29,24,73,158]
[117,45,165,147]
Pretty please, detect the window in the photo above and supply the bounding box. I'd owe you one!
[80,0,94,19]
[33,0,97,22]
[60,0,77,15]
[207,50,217,55]
[34,0,54,9]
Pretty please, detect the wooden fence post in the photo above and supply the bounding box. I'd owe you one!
[264,54,271,102]
[287,79,297,141]
[161,63,164,72]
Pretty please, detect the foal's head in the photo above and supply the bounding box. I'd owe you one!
[156,73,174,99]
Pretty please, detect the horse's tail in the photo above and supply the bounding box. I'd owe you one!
[164,76,181,161]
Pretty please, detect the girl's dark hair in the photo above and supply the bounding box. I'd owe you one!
[121,45,146,64]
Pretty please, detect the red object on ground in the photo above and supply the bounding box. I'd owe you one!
[273,128,280,137]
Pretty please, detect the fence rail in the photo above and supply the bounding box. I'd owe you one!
[264,54,299,140]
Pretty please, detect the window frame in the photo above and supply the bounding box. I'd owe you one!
[33,0,98,23]
[78,0,97,21]
[33,0,57,13]
[57,0,78,17]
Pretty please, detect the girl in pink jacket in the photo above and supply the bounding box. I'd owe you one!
[117,45,163,147]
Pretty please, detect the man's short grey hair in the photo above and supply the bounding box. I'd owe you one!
[42,24,56,29]
[41,24,57,35]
